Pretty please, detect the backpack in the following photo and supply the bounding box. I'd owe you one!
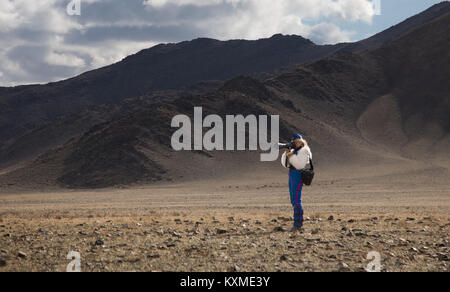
[302,158,315,186]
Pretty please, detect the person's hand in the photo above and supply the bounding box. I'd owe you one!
[285,148,290,153]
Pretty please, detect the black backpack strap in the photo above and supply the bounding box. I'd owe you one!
[309,158,314,171]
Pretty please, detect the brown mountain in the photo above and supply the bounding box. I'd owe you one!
[2,2,450,169]
[0,35,343,144]
[344,1,450,52]
[0,3,449,189]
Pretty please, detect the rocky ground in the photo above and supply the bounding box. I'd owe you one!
[0,170,449,272]
[0,213,448,272]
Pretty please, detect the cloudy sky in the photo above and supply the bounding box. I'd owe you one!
[0,0,444,86]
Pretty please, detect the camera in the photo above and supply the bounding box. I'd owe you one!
[278,141,295,149]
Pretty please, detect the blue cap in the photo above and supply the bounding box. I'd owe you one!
[292,133,303,140]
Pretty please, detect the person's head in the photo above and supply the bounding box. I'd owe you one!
[292,133,307,149]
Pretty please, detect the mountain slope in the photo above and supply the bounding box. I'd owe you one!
[0,51,389,189]
[359,11,450,164]
[48,11,450,188]
[0,3,449,189]
[0,35,342,144]
[1,2,449,173]
[344,1,450,52]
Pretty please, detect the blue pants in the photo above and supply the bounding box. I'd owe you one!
[289,169,304,227]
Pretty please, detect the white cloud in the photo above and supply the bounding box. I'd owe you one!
[0,0,376,86]
[143,0,224,7]
[45,51,86,67]
[144,0,376,23]
[142,0,376,42]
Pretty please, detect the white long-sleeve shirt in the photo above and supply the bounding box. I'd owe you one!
[281,145,312,170]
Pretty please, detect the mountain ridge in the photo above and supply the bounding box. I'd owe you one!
[0,2,449,189]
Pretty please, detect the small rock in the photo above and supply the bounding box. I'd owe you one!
[95,239,104,246]
[437,253,449,261]
[18,251,27,258]
[174,219,182,224]
[406,218,415,221]
[280,255,289,261]
[311,229,319,235]
[172,231,182,238]
[347,219,356,223]
[233,265,240,272]
[216,229,227,235]
[273,226,286,232]
[0,259,6,267]
[339,262,350,271]
[328,216,334,221]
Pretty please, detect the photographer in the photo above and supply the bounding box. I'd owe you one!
[281,134,312,232]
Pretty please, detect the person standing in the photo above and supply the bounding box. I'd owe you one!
[281,134,312,232]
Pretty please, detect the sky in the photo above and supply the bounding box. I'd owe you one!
[0,0,446,86]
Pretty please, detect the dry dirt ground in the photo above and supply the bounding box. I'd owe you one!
[0,165,449,272]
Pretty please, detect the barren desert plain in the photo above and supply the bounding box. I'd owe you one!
[0,161,448,272]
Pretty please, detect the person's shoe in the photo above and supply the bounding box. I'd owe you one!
[289,226,304,233]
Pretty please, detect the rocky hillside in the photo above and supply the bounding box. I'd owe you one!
[0,35,343,145]
[0,3,449,189]
[2,2,449,169]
